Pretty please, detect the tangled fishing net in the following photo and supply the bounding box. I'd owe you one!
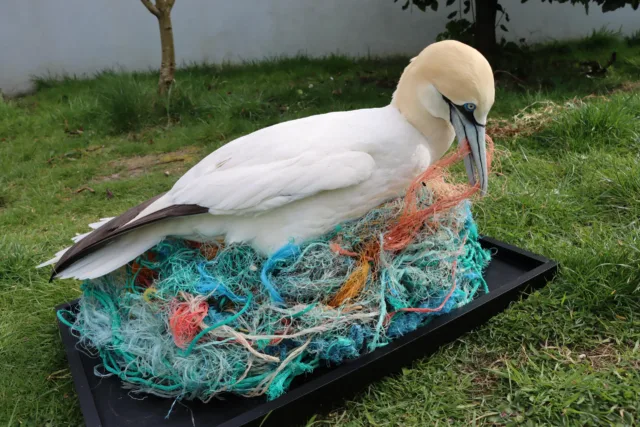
[58,138,494,403]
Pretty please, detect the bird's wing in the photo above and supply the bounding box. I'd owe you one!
[135,108,390,218]
[50,144,376,278]
[48,108,392,278]
[166,150,376,215]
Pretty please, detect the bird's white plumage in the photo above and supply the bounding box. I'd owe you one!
[138,105,440,245]
[171,150,376,214]
[44,105,445,280]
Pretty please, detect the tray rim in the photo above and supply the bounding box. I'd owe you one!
[56,236,558,427]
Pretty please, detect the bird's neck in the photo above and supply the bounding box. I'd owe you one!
[391,77,455,161]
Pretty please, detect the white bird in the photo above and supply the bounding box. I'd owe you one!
[39,40,495,281]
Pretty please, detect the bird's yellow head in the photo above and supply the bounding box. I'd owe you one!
[393,40,495,194]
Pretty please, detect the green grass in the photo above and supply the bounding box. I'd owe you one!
[1,34,640,426]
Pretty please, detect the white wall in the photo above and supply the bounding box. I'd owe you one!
[1,0,638,96]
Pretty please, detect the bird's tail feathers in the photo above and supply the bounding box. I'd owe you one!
[36,217,115,269]
[53,225,163,280]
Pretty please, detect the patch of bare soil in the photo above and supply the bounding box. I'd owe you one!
[96,146,201,182]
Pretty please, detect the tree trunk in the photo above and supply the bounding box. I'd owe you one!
[157,11,175,95]
[474,0,498,59]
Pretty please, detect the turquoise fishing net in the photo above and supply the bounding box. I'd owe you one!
[58,186,491,403]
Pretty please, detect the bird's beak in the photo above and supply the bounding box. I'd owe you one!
[450,105,488,195]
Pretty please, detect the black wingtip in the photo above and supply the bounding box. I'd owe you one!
[49,192,207,280]
[49,270,57,283]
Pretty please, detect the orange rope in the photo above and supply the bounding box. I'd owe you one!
[328,136,494,308]
[169,296,209,349]
[384,136,494,252]
[330,242,358,258]
[186,241,223,260]
[328,257,371,308]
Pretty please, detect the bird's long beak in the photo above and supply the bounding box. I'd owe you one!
[449,105,488,195]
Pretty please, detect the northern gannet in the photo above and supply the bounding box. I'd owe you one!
[40,40,495,280]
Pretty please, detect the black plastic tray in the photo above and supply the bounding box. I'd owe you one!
[56,236,557,427]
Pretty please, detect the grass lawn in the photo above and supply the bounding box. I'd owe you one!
[1,31,640,426]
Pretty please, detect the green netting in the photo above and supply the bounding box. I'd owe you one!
[58,185,490,403]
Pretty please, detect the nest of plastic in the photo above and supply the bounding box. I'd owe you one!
[58,144,493,403]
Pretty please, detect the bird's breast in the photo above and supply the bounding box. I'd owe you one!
[412,144,433,173]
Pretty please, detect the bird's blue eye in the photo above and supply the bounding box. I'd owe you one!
[464,103,476,112]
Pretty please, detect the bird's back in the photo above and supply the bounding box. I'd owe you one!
[173,105,421,187]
